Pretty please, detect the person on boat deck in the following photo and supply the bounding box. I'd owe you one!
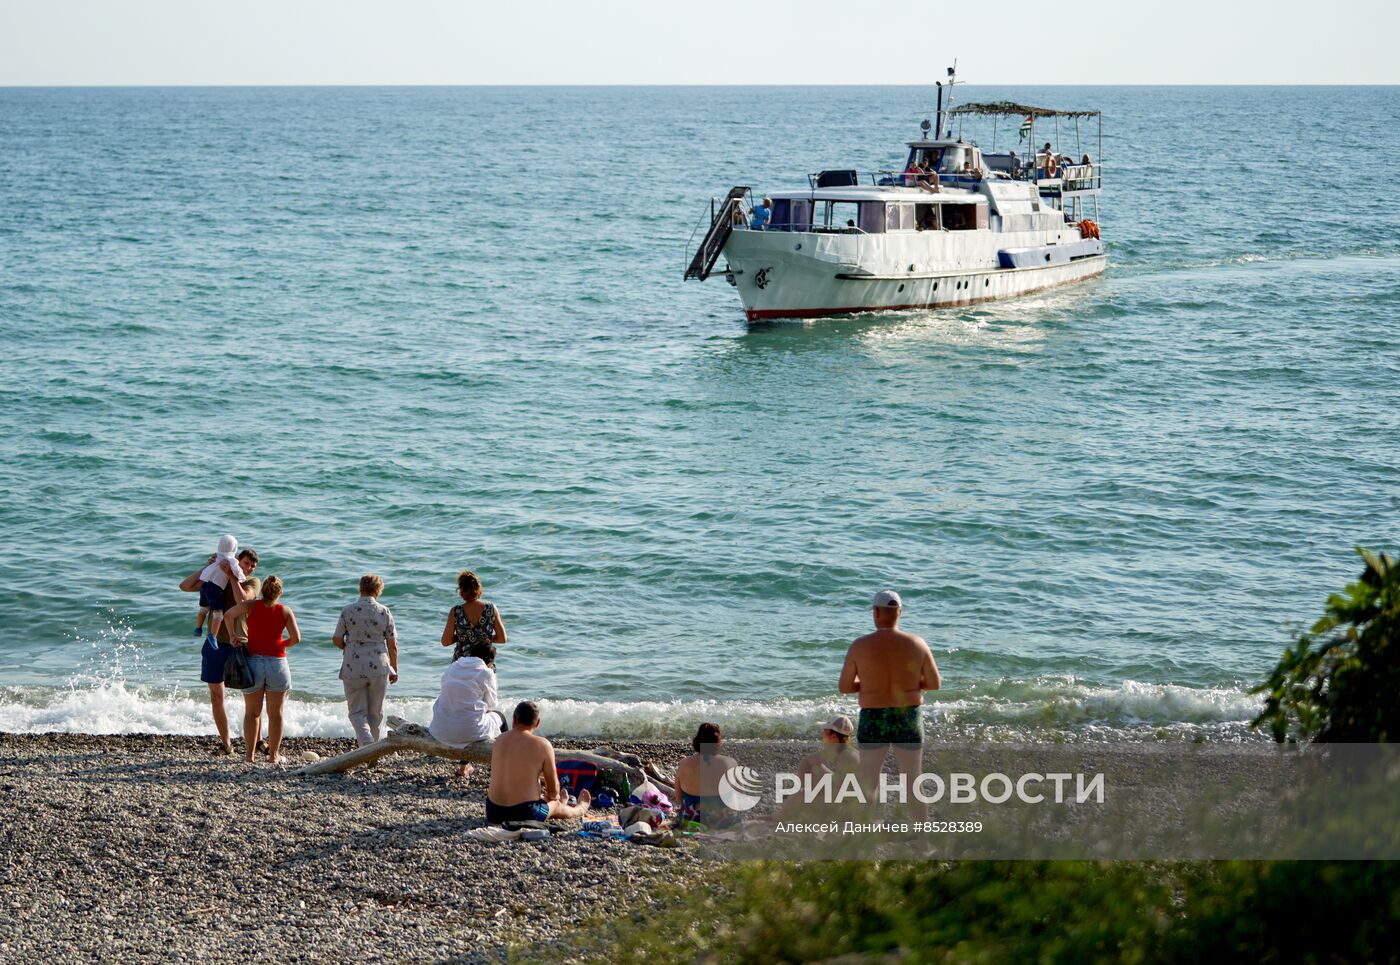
[915,159,940,194]
[749,198,771,230]
[1039,142,1057,177]
[1008,149,1019,177]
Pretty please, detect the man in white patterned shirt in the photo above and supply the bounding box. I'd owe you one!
[333,573,399,746]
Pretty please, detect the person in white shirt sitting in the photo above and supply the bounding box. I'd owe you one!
[429,640,507,778]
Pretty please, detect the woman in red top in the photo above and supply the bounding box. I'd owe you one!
[225,575,301,764]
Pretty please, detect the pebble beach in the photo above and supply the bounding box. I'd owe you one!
[0,733,707,963]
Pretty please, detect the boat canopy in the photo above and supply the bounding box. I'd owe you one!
[950,101,1101,119]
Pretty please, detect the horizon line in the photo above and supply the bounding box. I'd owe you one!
[0,82,1394,91]
[2,82,1398,89]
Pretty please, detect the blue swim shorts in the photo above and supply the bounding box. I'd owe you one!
[486,798,550,825]
[200,636,235,684]
[243,656,291,695]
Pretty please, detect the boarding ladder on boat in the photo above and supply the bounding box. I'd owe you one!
[684,186,750,281]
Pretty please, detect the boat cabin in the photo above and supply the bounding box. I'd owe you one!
[904,140,986,178]
[765,186,988,235]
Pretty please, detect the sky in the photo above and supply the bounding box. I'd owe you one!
[1,0,1397,86]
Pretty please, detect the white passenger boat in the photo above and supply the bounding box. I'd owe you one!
[684,68,1105,322]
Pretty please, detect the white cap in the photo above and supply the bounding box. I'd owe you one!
[217,534,238,556]
[872,589,902,609]
[821,715,854,737]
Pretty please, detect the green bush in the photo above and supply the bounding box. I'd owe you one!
[542,860,1400,963]
[1252,548,1400,742]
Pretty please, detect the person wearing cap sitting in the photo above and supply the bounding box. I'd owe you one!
[749,198,772,230]
[485,700,592,825]
[838,590,941,821]
[780,716,862,818]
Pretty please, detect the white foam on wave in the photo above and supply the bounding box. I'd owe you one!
[0,622,1265,741]
[0,676,1266,742]
[941,675,1264,725]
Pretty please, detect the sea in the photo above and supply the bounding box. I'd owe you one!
[1,85,1396,743]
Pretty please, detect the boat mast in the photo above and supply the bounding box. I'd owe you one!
[935,61,958,138]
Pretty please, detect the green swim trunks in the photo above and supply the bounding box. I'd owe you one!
[856,706,924,747]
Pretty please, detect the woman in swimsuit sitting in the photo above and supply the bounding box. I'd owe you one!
[674,722,742,828]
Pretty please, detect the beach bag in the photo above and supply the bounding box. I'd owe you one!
[223,645,254,690]
[627,778,672,813]
[557,760,601,797]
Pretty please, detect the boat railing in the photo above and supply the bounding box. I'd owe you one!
[735,222,870,235]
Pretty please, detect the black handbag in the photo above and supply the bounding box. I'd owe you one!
[223,645,254,690]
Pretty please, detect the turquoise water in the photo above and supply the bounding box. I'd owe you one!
[1,86,1396,740]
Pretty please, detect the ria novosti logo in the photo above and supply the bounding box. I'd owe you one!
[717,765,765,811]
[718,764,1107,811]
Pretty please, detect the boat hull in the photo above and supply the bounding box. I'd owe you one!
[723,229,1105,322]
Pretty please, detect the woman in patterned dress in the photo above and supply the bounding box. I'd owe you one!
[440,569,506,662]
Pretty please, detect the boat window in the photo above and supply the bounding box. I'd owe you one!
[915,203,939,231]
[788,199,812,231]
[770,198,791,230]
[885,202,913,231]
[815,200,861,232]
[941,203,986,231]
[858,202,886,234]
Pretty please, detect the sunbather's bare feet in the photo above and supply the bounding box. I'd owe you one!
[546,787,591,820]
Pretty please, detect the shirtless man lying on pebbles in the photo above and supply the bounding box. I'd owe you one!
[486,700,592,824]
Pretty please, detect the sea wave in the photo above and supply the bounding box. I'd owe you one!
[0,676,1267,744]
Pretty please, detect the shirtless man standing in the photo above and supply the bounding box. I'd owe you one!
[486,701,592,824]
[838,590,941,819]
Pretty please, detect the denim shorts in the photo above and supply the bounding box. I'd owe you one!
[242,655,291,694]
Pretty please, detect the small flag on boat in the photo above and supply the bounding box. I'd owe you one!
[1018,116,1032,142]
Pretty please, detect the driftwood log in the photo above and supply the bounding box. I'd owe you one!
[296,716,675,798]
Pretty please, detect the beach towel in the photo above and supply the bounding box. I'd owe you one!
[617,805,664,830]
[628,829,679,848]
[502,819,569,834]
[578,819,627,840]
